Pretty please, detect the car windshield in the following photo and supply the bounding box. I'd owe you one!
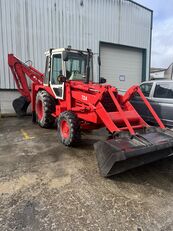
[65,52,93,81]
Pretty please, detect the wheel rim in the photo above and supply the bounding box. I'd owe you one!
[37,100,43,120]
[60,120,70,139]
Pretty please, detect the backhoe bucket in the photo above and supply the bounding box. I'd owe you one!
[12,96,30,117]
[94,128,173,177]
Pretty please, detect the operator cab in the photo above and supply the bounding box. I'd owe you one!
[44,47,93,99]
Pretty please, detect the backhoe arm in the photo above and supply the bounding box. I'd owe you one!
[8,54,44,116]
[8,54,43,102]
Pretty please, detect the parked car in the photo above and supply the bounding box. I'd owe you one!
[131,80,173,127]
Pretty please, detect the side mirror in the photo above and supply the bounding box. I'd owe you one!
[63,51,69,61]
[98,56,101,66]
[100,77,106,84]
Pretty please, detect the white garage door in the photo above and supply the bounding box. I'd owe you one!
[100,44,143,91]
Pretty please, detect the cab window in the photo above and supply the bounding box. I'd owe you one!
[154,83,173,99]
[140,83,153,97]
[44,56,50,84]
[52,54,62,84]
[65,53,93,81]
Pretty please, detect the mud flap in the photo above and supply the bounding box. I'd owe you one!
[94,128,173,177]
[12,96,30,117]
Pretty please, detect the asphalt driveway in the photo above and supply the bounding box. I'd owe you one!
[0,117,173,231]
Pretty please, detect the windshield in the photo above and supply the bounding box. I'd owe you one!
[65,52,93,81]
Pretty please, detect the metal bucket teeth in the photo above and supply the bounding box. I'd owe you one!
[94,128,173,177]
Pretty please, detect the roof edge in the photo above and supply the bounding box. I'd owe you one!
[126,0,153,13]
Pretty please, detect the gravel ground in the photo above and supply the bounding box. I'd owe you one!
[0,117,173,231]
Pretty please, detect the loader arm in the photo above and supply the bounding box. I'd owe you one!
[8,54,43,102]
[93,85,165,136]
[70,82,165,135]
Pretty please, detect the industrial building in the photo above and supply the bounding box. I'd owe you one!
[0,0,152,114]
[150,63,173,80]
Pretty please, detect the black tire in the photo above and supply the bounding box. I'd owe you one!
[35,90,55,128]
[57,111,81,146]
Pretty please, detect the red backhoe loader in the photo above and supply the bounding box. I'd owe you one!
[8,47,173,177]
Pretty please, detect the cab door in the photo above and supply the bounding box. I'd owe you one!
[50,53,65,99]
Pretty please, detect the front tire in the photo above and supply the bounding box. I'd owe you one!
[57,111,81,146]
[36,90,55,128]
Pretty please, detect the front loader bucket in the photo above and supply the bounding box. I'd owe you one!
[12,96,30,117]
[94,128,173,177]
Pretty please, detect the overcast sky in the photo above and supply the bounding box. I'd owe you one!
[136,0,173,68]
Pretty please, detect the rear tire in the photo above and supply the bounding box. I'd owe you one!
[57,111,81,146]
[36,90,55,128]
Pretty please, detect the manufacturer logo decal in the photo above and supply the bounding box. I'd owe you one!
[82,95,87,101]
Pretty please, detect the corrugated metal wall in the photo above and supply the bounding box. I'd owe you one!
[0,0,152,89]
